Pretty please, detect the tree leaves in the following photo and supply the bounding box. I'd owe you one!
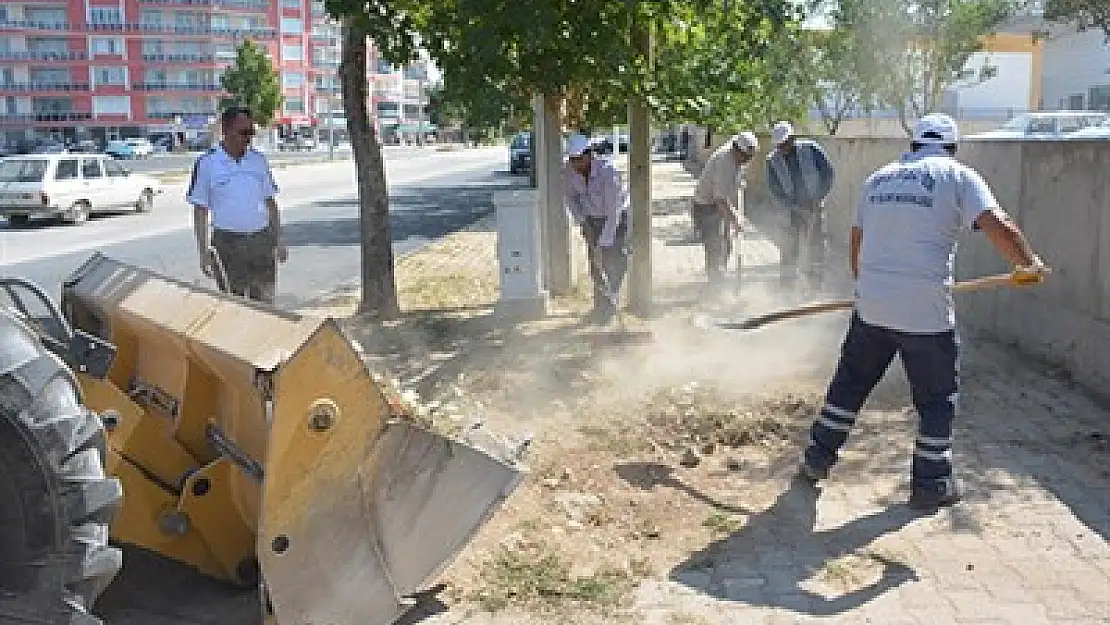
[219,40,283,127]
[1044,0,1110,37]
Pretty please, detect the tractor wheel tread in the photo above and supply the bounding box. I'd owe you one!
[0,308,122,625]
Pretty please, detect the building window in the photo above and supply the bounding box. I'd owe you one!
[27,8,68,25]
[281,0,301,9]
[89,8,122,25]
[282,44,303,61]
[282,71,304,89]
[215,43,235,60]
[284,97,304,114]
[376,102,400,118]
[281,17,303,34]
[93,96,131,116]
[1089,85,1110,111]
[90,37,124,57]
[377,59,393,74]
[93,67,128,87]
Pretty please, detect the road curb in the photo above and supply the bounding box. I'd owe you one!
[150,154,354,182]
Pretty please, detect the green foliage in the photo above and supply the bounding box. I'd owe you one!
[219,40,283,127]
[822,0,1019,133]
[651,0,809,131]
[409,0,808,133]
[1043,0,1110,36]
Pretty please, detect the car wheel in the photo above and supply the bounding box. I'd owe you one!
[7,215,30,228]
[135,189,154,213]
[64,201,90,226]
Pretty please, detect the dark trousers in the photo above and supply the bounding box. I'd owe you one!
[780,208,826,285]
[691,202,731,284]
[581,214,629,314]
[211,227,277,304]
[804,312,960,493]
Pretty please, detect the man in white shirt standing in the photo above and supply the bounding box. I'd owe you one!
[563,133,630,324]
[691,132,758,287]
[797,113,1046,511]
[186,105,287,304]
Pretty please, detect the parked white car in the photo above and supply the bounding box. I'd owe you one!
[0,153,162,227]
[1067,118,1110,140]
[966,111,1109,141]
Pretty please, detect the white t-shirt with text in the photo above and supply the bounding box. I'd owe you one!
[853,150,998,334]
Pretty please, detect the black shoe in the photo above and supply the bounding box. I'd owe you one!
[909,482,962,511]
[797,461,829,484]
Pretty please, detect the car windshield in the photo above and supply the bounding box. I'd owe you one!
[511,135,530,149]
[0,159,49,182]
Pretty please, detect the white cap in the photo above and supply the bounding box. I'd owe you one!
[565,133,591,158]
[771,121,793,146]
[732,131,758,153]
[913,113,959,144]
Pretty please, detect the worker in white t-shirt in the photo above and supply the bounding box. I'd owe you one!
[690,132,758,287]
[186,105,287,304]
[797,113,1047,511]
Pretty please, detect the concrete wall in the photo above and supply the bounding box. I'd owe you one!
[686,127,1110,393]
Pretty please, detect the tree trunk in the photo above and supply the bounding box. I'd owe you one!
[340,19,399,319]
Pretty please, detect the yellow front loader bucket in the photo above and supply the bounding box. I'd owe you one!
[60,252,526,624]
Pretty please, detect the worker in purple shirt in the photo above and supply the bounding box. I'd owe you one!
[563,133,630,324]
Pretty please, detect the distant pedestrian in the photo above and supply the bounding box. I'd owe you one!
[186,105,287,304]
[563,132,630,324]
[765,121,835,291]
[797,113,1047,510]
[690,132,758,288]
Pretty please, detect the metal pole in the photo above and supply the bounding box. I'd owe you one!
[328,91,335,160]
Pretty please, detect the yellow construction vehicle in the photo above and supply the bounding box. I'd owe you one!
[1,252,527,625]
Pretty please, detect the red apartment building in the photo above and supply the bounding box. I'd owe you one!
[0,0,430,150]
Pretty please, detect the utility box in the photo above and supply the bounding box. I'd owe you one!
[495,189,548,320]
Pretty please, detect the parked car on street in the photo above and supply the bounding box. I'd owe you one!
[509,132,532,175]
[1066,117,1110,140]
[105,138,155,159]
[0,153,162,227]
[966,111,1109,141]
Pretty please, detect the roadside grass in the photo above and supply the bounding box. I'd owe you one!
[469,536,651,615]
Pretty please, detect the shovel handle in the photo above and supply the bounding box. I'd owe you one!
[718,267,1050,331]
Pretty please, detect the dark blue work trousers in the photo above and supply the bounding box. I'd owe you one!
[804,312,959,492]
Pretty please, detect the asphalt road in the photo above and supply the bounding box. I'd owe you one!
[0,146,522,310]
[110,143,434,175]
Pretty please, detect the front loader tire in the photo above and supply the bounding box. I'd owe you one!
[0,308,123,624]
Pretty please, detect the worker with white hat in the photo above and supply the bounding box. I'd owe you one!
[563,132,631,324]
[765,120,836,292]
[690,131,758,288]
[797,113,1046,511]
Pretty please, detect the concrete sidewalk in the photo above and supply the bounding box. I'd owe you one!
[634,161,1110,625]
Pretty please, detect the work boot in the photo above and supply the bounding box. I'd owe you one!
[909,480,962,511]
[796,460,829,484]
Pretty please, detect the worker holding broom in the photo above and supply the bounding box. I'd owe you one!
[797,113,1047,511]
[564,133,630,324]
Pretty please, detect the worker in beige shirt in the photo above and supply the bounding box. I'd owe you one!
[691,132,758,287]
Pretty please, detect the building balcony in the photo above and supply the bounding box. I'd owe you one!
[0,111,93,125]
[87,23,276,38]
[141,53,218,63]
[145,110,217,120]
[0,82,89,92]
[0,50,87,61]
[133,82,224,92]
[0,20,71,32]
[137,0,268,9]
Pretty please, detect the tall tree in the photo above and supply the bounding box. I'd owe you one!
[219,40,283,128]
[829,0,1017,134]
[1043,0,1110,35]
[321,1,427,319]
[650,0,809,132]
